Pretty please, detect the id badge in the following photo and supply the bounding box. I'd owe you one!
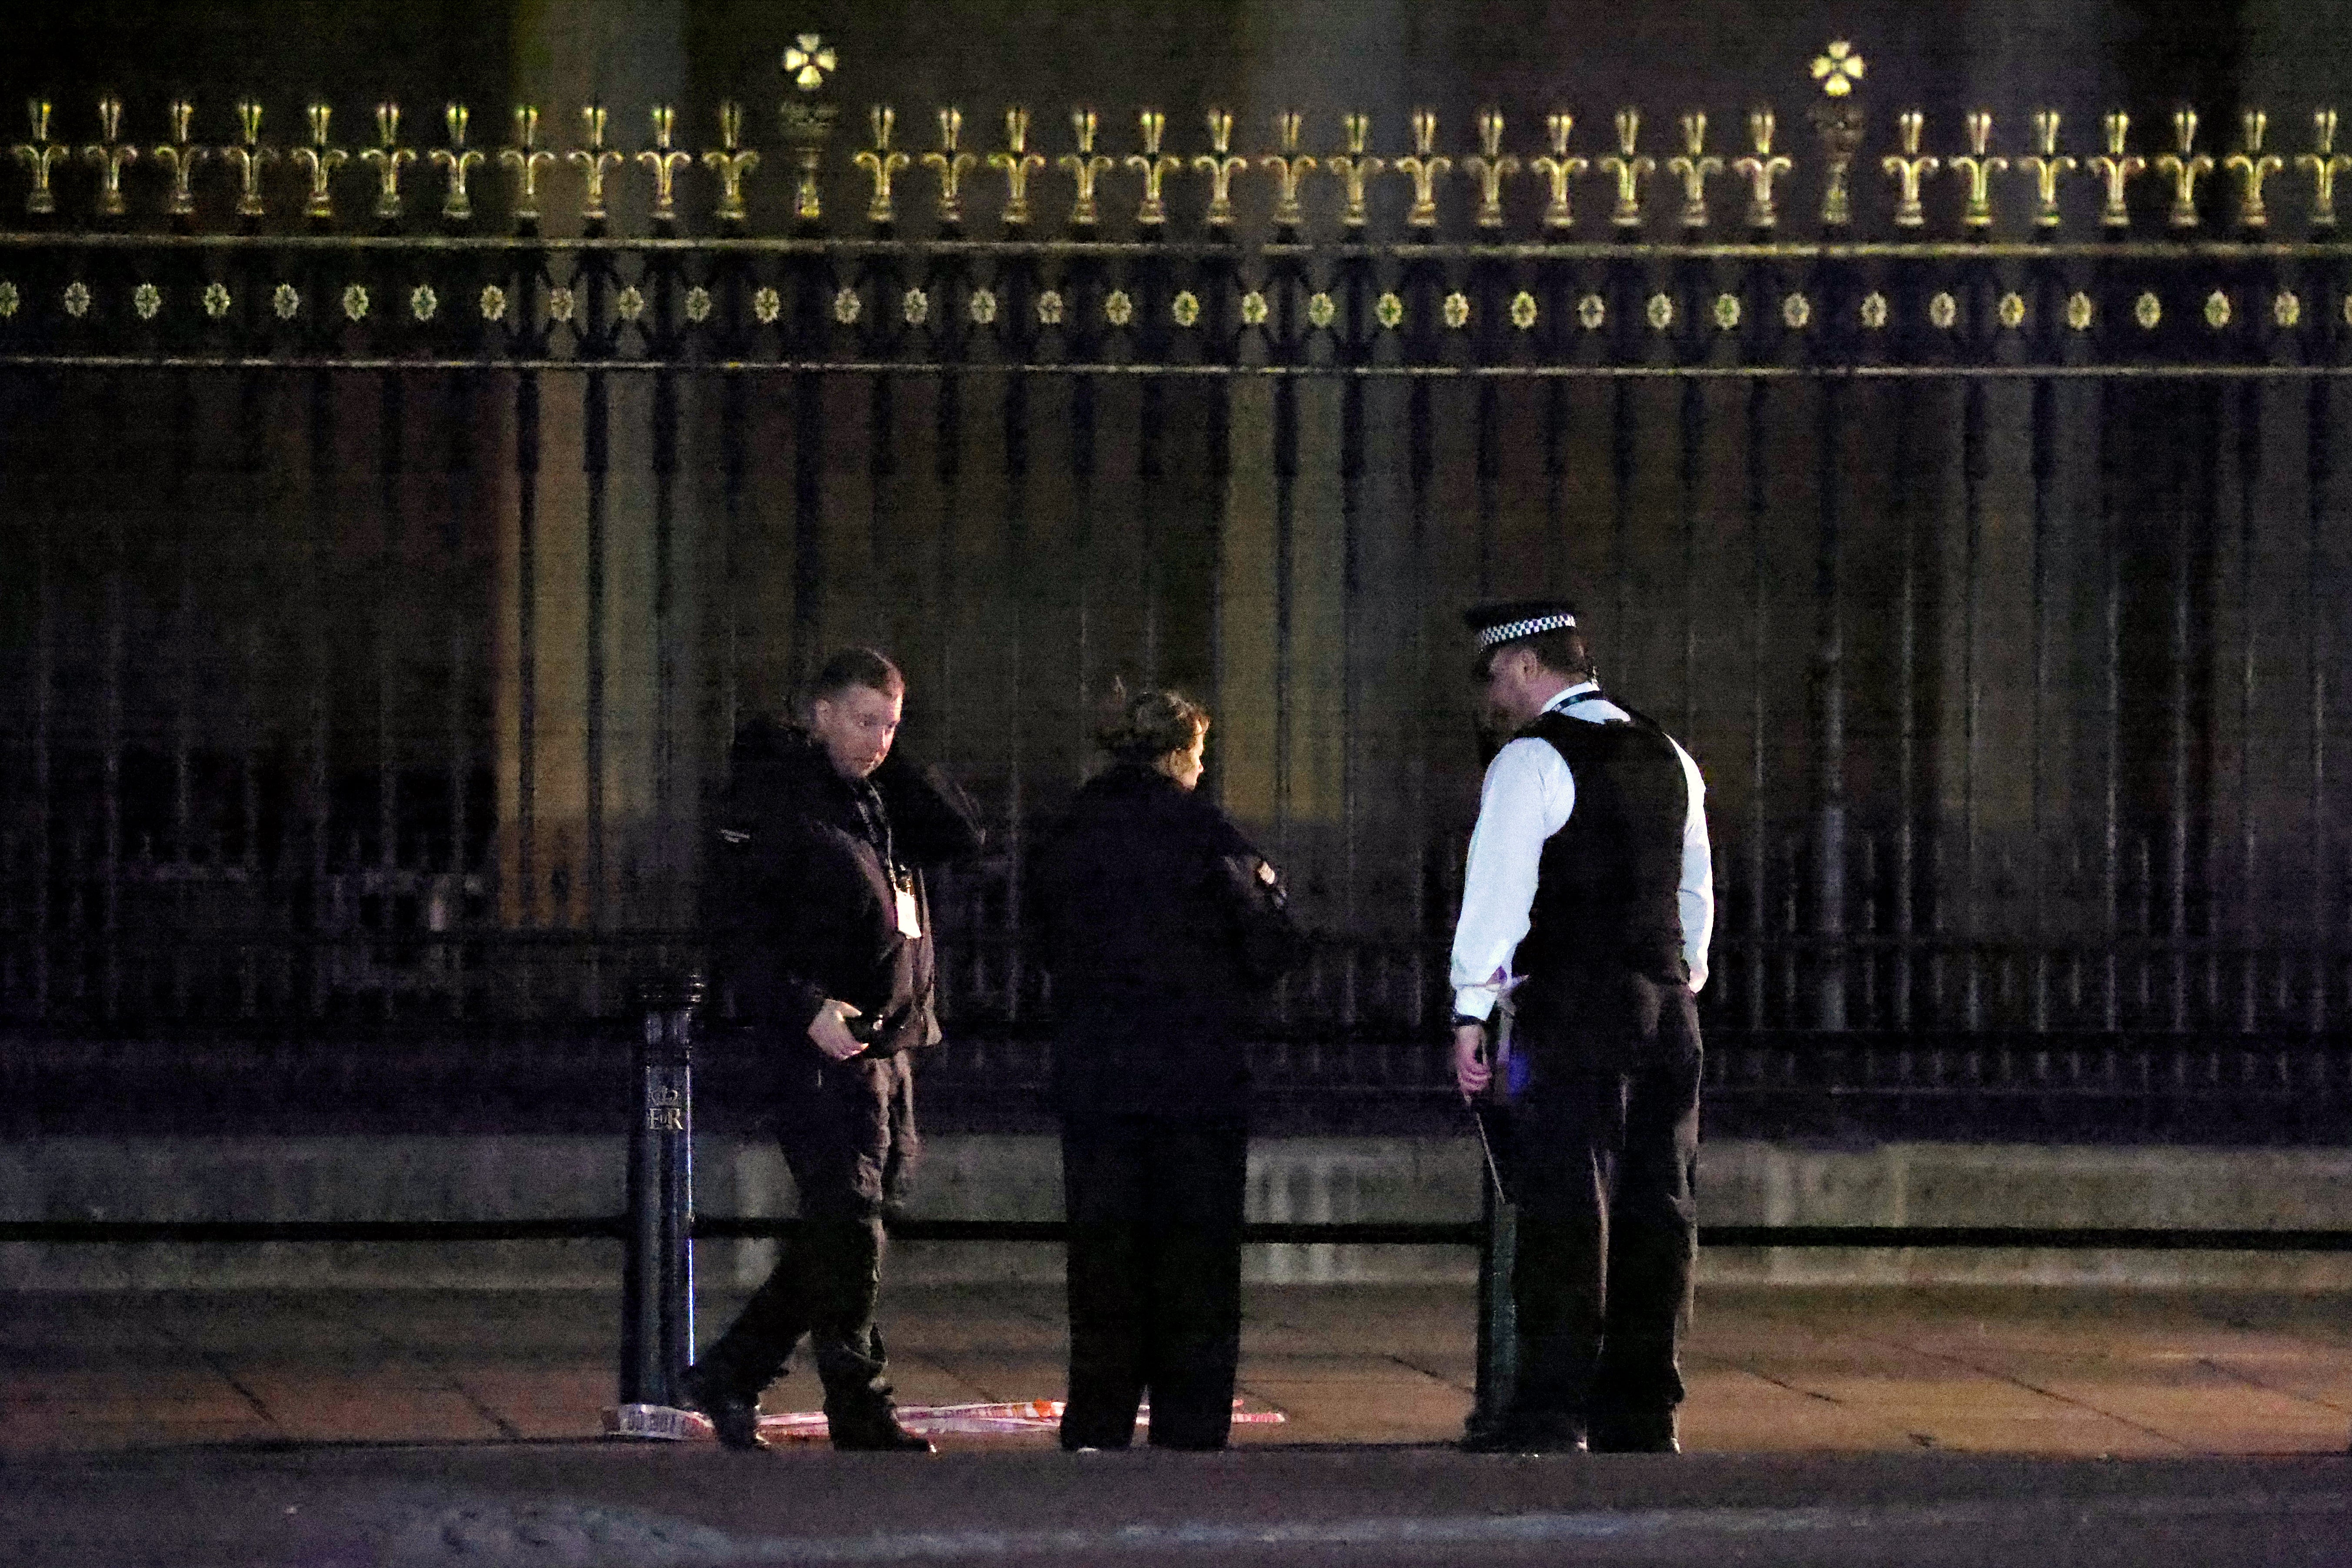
[894,882,922,939]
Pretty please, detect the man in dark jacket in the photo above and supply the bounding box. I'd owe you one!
[1036,689,1303,1451]
[684,647,982,1451]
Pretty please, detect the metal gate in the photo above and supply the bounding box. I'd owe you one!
[3,43,2348,1134]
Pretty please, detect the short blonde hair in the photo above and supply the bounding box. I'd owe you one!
[1096,686,1209,762]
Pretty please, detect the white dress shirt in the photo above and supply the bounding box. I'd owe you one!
[1449,682,1714,1020]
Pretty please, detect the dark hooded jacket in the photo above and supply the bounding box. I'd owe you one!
[705,717,983,1058]
[1035,761,1305,1123]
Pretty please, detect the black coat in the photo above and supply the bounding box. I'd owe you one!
[1035,762,1304,1122]
[705,718,983,1057]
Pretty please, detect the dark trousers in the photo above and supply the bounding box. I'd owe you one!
[1059,1118,1249,1451]
[696,1050,917,1424]
[1495,972,1702,1438]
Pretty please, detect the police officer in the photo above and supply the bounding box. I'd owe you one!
[1450,602,1714,1455]
[684,647,982,1451]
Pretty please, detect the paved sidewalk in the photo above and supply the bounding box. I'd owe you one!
[3,1281,2348,1457]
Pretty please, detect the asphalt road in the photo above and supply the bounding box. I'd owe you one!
[4,1444,2348,1567]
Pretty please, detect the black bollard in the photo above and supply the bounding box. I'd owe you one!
[621,973,702,1413]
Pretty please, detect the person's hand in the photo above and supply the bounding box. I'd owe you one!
[808,999,867,1060]
[1453,1021,1490,1101]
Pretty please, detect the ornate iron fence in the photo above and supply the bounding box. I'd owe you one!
[2,38,2349,1124]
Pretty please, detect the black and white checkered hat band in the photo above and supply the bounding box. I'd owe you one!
[1477,612,1577,647]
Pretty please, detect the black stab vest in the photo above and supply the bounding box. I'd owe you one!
[1517,705,1691,994]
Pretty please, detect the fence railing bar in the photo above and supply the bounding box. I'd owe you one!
[8,1218,2352,1250]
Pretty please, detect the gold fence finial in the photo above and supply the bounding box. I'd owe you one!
[922,106,976,226]
[778,34,839,226]
[639,105,693,224]
[432,103,484,221]
[2224,109,2282,229]
[1667,109,1720,228]
[154,99,208,218]
[1128,107,1180,226]
[1061,107,1112,227]
[1195,107,1246,227]
[289,103,345,219]
[2089,110,2145,227]
[1949,109,2006,228]
[854,105,909,226]
[361,102,415,219]
[1261,108,1316,231]
[2297,108,2348,229]
[704,102,758,224]
[1807,39,1866,226]
[1325,110,1383,229]
[992,106,1046,227]
[500,105,555,224]
[1531,110,1586,230]
[1732,105,1792,229]
[1464,107,1519,228]
[1597,107,1652,227]
[1396,107,1450,227]
[2019,110,2073,228]
[2155,106,2213,227]
[570,102,625,223]
[13,98,69,216]
[1884,109,1936,227]
[82,95,138,217]
[220,98,275,218]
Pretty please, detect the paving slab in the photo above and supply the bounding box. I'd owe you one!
[2,1281,2348,1458]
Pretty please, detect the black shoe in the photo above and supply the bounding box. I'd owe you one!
[828,1410,936,1453]
[680,1364,768,1452]
[1459,1420,1586,1455]
[1587,1411,1680,1454]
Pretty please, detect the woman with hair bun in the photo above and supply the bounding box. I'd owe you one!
[1035,686,1303,1452]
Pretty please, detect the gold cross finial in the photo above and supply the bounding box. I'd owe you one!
[500,106,557,224]
[360,102,416,219]
[2296,108,2350,228]
[1530,110,1587,230]
[1811,40,1864,98]
[1597,107,1653,227]
[288,102,346,219]
[1324,110,1384,229]
[2223,109,2283,229]
[703,102,759,224]
[1463,107,1520,229]
[2018,110,2075,229]
[1061,107,1113,227]
[153,99,208,218]
[2154,106,2214,227]
[432,103,486,221]
[2088,110,2147,227]
[1666,110,1721,228]
[1731,106,1793,229]
[1948,109,2008,228]
[1883,108,1938,227]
